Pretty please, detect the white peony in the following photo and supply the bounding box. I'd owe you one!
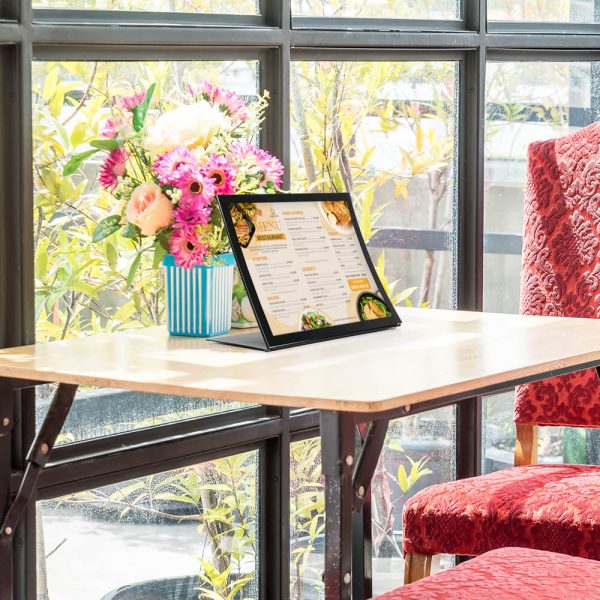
[145,101,228,155]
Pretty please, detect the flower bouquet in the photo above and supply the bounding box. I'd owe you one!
[65,81,283,336]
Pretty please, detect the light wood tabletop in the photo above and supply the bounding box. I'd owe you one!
[0,308,599,413]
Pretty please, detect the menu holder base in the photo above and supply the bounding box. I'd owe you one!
[209,331,269,351]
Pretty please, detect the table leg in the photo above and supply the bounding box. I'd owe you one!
[320,410,355,600]
[352,487,373,599]
[0,378,15,598]
[0,382,78,600]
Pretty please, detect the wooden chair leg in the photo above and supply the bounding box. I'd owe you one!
[514,423,538,466]
[404,552,432,584]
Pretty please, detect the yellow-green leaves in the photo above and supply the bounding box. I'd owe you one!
[397,457,433,494]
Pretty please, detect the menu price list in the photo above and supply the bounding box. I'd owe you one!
[238,200,382,335]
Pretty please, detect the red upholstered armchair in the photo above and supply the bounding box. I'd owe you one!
[401,122,600,585]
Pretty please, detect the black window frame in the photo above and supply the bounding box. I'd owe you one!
[2,0,600,597]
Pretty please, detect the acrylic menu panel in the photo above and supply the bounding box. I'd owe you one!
[230,199,392,336]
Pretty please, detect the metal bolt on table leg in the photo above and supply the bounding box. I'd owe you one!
[345,454,354,466]
[343,573,351,585]
[3,527,12,536]
[1,417,9,427]
[357,485,365,498]
[40,443,49,455]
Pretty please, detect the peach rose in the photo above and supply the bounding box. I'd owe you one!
[126,182,173,236]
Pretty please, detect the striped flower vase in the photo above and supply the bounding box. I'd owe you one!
[163,253,235,337]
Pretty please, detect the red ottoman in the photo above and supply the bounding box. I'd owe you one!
[372,547,600,599]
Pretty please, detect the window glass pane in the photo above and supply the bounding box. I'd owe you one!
[36,385,249,445]
[483,61,600,471]
[483,392,600,473]
[33,0,259,14]
[290,409,455,598]
[38,450,258,599]
[290,437,324,599]
[371,408,455,592]
[291,60,459,310]
[292,0,459,20]
[484,61,598,315]
[488,0,597,22]
[33,59,258,343]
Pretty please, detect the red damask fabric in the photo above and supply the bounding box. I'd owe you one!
[372,547,600,599]
[515,122,600,427]
[402,464,600,558]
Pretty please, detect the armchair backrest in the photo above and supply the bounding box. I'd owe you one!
[515,123,600,428]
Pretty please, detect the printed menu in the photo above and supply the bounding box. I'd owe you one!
[230,199,392,336]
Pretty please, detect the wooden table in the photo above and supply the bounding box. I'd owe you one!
[1,307,600,599]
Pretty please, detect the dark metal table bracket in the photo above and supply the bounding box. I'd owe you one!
[320,411,390,600]
[0,390,14,439]
[0,382,78,600]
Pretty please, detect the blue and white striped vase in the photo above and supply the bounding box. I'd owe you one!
[163,253,235,337]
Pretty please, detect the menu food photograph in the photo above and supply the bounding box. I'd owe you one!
[229,198,394,337]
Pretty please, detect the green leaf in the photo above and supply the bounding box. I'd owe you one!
[126,252,143,289]
[90,138,124,151]
[397,464,410,493]
[155,228,170,251]
[153,242,168,269]
[70,121,88,148]
[121,222,141,239]
[35,240,49,281]
[105,241,118,268]
[63,148,99,176]
[92,215,122,243]
[132,83,156,132]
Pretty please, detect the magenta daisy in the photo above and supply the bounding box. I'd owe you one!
[173,196,212,232]
[101,118,118,139]
[153,147,201,186]
[118,91,146,112]
[169,227,208,269]
[177,170,217,206]
[98,148,129,191]
[230,142,284,188]
[203,154,237,195]
[197,81,248,122]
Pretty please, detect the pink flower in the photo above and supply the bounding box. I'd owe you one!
[118,91,146,112]
[99,148,129,191]
[203,154,237,195]
[177,170,216,206]
[173,196,212,232]
[101,118,119,139]
[196,81,248,122]
[126,182,173,236]
[169,227,208,269]
[230,142,284,187]
[153,147,200,186]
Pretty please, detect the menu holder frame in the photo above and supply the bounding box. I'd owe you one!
[212,192,401,351]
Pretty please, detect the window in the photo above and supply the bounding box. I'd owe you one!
[291,60,459,309]
[482,59,600,473]
[33,0,260,15]
[33,59,259,342]
[38,450,258,599]
[291,0,459,20]
[488,0,599,23]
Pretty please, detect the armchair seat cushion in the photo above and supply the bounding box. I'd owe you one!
[372,547,600,599]
[402,464,600,558]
